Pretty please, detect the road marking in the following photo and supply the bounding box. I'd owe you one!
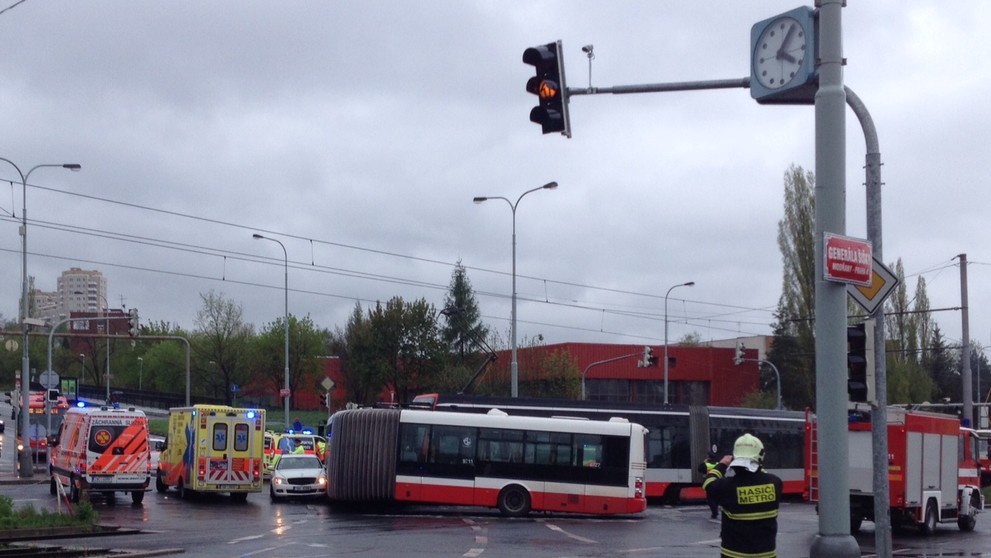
[462,518,486,556]
[542,522,597,544]
[229,534,266,543]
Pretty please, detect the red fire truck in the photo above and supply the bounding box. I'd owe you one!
[15,390,71,472]
[808,407,984,535]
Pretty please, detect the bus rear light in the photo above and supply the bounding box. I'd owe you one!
[634,477,644,497]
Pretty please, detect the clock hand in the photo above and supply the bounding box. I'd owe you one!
[777,23,797,60]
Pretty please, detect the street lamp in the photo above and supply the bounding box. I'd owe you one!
[137,357,144,392]
[253,233,290,429]
[0,157,80,478]
[473,181,557,398]
[663,281,695,405]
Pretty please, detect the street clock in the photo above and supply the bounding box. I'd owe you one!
[750,6,818,104]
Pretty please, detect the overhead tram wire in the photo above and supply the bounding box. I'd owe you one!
[10,186,781,335]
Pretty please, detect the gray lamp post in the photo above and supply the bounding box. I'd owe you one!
[663,281,694,405]
[473,181,557,398]
[253,233,290,429]
[137,357,144,391]
[0,158,80,478]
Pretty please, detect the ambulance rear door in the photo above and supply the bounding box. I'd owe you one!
[203,413,257,489]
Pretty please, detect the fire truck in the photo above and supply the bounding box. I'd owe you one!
[14,390,70,472]
[808,406,984,534]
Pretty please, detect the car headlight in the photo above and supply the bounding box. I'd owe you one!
[273,476,285,485]
[318,475,327,486]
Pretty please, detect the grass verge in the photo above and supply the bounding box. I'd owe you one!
[0,495,99,530]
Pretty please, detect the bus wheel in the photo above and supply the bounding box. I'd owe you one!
[920,499,937,536]
[497,485,531,517]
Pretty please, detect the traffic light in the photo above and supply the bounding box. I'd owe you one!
[128,308,140,337]
[523,40,571,137]
[319,391,330,410]
[638,346,658,368]
[847,324,868,402]
[734,343,745,365]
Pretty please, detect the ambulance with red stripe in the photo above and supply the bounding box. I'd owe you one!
[155,405,265,502]
[49,405,152,505]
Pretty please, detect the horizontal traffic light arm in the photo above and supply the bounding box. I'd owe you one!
[566,76,750,97]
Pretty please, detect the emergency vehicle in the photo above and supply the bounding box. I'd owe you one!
[808,406,984,534]
[15,390,70,471]
[263,431,326,475]
[155,405,265,502]
[48,405,151,504]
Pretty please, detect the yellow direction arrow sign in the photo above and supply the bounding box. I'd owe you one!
[847,257,899,315]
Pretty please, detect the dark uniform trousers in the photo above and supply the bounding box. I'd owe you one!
[702,463,782,558]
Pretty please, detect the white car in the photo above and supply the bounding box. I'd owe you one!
[150,435,165,472]
[270,454,326,501]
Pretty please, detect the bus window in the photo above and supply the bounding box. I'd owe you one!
[430,425,475,466]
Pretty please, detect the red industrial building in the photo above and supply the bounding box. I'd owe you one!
[484,342,761,407]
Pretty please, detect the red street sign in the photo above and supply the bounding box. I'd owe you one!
[824,233,872,287]
[279,388,291,398]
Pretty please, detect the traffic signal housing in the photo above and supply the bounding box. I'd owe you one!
[523,40,571,137]
[638,346,658,368]
[847,323,868,402]
[733,343,745,365]
[128,308,140,337]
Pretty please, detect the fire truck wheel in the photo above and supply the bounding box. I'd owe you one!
[132,490,145,505]
[958,513,976,532]
[497,485,531,517]
[920,499,937,536]
[155,472,167,493]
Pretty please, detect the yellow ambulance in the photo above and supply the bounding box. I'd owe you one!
[155,405,265,502]
[48,404,151,505]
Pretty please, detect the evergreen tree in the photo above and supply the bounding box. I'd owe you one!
[441,260,489,360]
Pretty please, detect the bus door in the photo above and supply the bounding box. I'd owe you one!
[204,416,254,487]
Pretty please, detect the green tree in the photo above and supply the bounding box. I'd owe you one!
[192,291,254,405]
[334,302,380,406]
[441,261,489,360]
[364,297,445,404]
[252,315,326,409]
[925,325,957,401]
[769,165,817,410]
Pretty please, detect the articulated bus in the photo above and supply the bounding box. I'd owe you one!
[411,393,808,502]
[325,408,648,516]
[15,391,70,470]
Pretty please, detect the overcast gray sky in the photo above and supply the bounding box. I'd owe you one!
[1,1,988,356]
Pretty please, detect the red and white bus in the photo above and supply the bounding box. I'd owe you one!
[325,407,648,516]
[411,393,808,502]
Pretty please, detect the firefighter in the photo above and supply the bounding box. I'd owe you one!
[702,433,782,558]
[697,450,721,519]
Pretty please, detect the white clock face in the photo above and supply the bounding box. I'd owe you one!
[754,17,807,89]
